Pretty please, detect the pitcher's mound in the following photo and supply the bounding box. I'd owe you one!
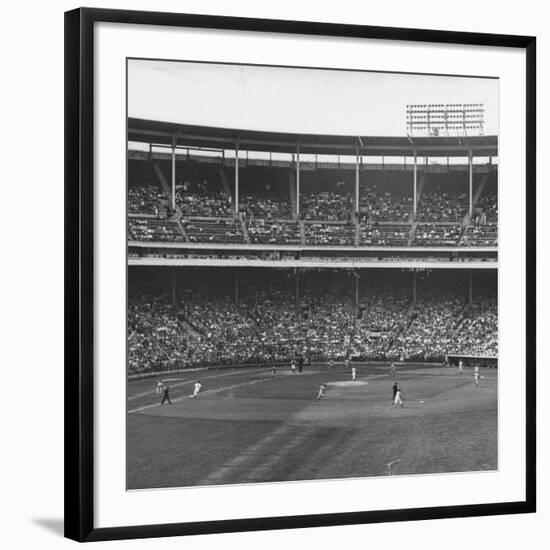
[329,381,369,387]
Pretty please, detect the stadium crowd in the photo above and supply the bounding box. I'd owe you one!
[183,218,244,243]
[128,184,167,216]
[248,220,302,244]
[360,223,411,246]
[240,196,292,219]
[361,192,413,222]
[415,193,468,222]
[452,297,498,356]
[413,223,464,246]
[304,223,356,245]
[176,190,232,217]
[127,270,498,373]
[300,191,354,221]
[390,294,464,361]
[128,218,184,242]
[127,161,498,247]
[476,194,498,223]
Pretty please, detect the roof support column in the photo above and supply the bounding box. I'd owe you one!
[171,136,176,210]
[296,143,301,217]
[235,270,239,305]
[235,140,239,215]
[355,143,360,215]
[413,270,417,303]
[413,151,418,217]
[468,149,473,218]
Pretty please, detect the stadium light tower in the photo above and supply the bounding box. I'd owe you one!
[406,104,485,137]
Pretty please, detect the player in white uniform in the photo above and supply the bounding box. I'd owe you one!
[473,366,480,387]
[191,381,202,398]
[315,384,328,401]
[390,362,396,377]
[291,359,296,374]
[458,360,464,375]
[393,388,403,407]
[156,380,163,394]
[351,367,357,382]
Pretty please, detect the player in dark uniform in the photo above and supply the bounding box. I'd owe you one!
[161,385,172,405]
[298,355,304,373]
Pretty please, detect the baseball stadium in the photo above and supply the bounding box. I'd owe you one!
[126,115,498,489]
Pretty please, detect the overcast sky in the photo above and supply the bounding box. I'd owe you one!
[128,59,499,137]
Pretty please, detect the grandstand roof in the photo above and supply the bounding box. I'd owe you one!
[128,118,498,157]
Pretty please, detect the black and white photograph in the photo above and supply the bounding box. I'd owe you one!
[0,1,543,547]
[126,59,499,490]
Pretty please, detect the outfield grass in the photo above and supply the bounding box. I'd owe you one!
[127,364,497,490]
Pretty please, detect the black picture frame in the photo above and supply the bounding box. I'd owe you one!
[65,7,536,542]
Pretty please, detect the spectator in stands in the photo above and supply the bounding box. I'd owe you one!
[127,275,497,373]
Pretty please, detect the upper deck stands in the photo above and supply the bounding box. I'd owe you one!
[248,220,301,244]
[126,153,498,249]
[128,218,184,242]
[304,222,356,246]
[184,218,245,243]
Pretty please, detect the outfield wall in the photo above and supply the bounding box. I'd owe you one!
[127,360,476,380]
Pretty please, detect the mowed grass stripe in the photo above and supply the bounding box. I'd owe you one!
[237,431,311,484]
[197,424,294,485]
